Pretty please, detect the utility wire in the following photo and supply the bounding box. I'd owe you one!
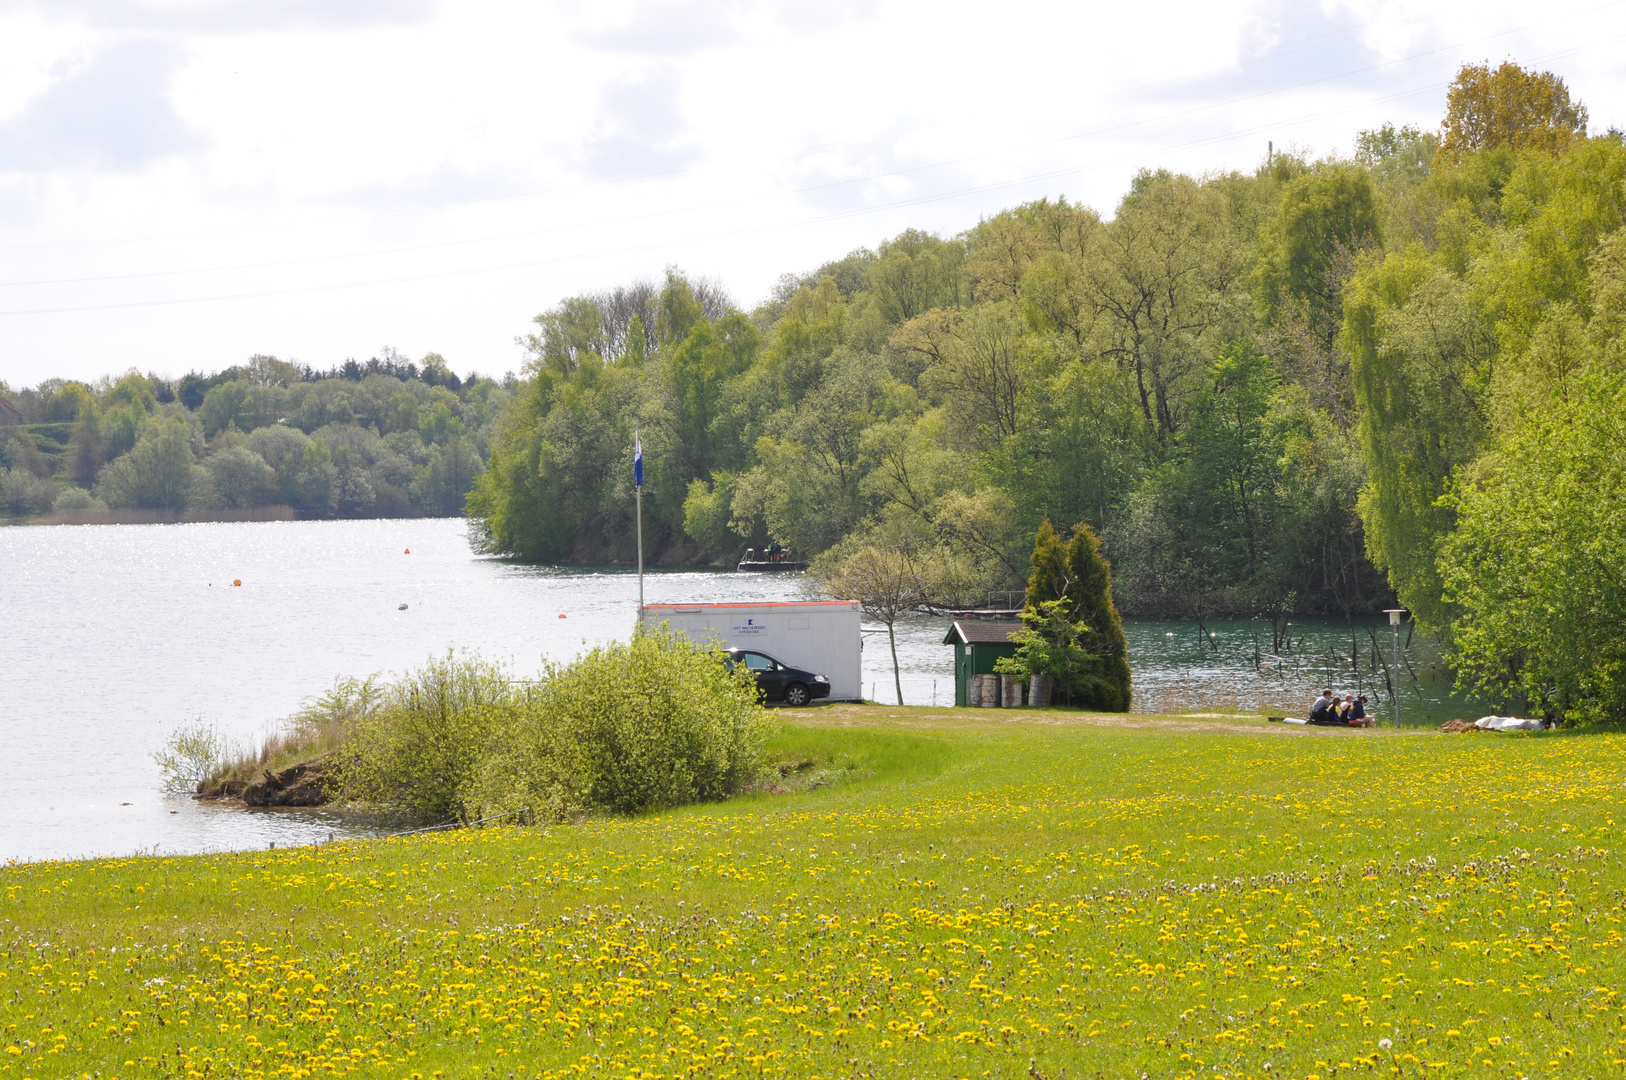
[0,18,1616,314]
[0,8,1442,256]
[0,77,1461,317]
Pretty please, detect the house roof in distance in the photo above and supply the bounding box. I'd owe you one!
[943,620,1021,646]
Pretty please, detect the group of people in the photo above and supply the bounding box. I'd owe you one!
[743,542,790,564]
[1308,689,1374,727]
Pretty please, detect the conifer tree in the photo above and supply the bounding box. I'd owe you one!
[1023,519,1070,608]
[1063,523,1132,712]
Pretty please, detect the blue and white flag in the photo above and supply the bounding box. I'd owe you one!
[633,428,643,487]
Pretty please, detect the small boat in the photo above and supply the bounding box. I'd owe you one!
[737,546,806,572]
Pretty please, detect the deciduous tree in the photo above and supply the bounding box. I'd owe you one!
[1437,61,1588,167]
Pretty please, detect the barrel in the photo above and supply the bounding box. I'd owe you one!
[1028,673,1054,708]
[977,674,1000,709]
[967,673,983,707]
[1001,673,1022,708]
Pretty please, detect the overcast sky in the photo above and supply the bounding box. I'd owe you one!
[1,0,1623,387]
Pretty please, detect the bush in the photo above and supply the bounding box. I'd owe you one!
[0,466,58,513]
[154,721,232,795]
[203,675,382,793]
[53,486,106,512]
[340,653,511,823]
[472,629,769,819]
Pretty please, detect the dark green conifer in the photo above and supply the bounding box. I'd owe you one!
[1023,519,1069,608]
[1063,523,1132,712]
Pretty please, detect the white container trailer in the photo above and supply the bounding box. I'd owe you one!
[640,600,862,701]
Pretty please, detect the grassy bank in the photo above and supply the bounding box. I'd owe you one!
[3,706,1621,1079]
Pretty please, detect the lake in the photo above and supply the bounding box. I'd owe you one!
[1,518,1483,863]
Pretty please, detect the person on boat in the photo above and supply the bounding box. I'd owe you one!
[1308,690,1334,722]
[769,540,782,563]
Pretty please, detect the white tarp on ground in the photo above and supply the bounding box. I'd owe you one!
[1475,715,1546,731]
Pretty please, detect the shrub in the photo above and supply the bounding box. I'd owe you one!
[340,653,512,823]
[203,675,382,793]
[154,721,232,795]
[473,629,769,819]
[53,486,105,512]
[995,598,1099,692]
[0,466,58,513]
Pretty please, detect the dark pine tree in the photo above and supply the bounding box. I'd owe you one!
[1063,522,1132,712]
[1023,519,1070,609]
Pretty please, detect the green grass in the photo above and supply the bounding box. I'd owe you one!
[4,706,1622,1080]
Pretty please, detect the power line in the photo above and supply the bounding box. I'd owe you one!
[0,11,1434,256]
[0,6,1612,293]
[0,78,1459,317]
[0,10,1617,315]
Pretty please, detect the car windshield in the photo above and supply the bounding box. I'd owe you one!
[740,653,775,671]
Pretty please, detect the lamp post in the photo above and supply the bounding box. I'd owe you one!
[1384,609,1406,728]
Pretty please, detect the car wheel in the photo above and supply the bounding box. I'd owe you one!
[784,683,810,707]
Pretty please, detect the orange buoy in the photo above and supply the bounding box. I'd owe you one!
[232,579,242,587]
[404,548,410,554]
[558,613,567,619]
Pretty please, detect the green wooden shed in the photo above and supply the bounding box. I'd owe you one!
[944,620,1021,706]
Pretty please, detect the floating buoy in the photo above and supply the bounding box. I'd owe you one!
[233,579,242,587]
[404,548,410,554]
[558,613,567,619]
[398,603,408,611]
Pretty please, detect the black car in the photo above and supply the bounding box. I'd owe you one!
[724,648,830,706]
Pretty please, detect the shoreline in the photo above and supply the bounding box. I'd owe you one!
[2,505,302,526]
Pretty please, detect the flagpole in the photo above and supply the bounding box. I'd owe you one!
[634,427,644,627]
[636,483,644,619]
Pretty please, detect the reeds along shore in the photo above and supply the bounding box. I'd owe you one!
[8,505,299,527]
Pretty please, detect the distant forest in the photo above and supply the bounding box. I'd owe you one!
[0,351,508,520]
[8,59,1624,666]
[473,62,1624,631]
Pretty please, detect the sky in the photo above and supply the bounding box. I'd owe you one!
[1,0,1624,388]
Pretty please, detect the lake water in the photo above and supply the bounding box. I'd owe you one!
[1,518,1483,864]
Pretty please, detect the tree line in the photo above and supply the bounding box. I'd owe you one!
[474,60,1626,720]
[8,59,1619,721]
[0,351,507,518]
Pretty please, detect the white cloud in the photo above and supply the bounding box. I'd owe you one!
[0,39,203,171]
[581,65,703,179]
[0,0,1621,386]
[0,0,438,33]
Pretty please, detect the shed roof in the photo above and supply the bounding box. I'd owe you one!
[943,620,1021,646]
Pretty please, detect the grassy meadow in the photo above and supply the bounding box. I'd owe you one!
[3,707,1622,1080]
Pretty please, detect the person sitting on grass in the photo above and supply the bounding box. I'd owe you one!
[1349,695,1368,725]
[1308,690,1334,722]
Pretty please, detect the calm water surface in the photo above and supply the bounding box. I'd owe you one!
[2,519,1481,863]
